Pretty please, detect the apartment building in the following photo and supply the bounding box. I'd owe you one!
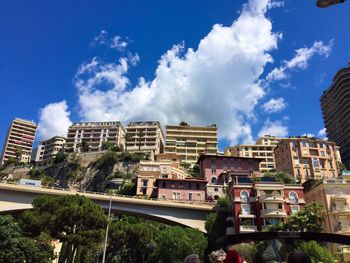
[274,137,342,182]
[0,118,37,165]
[224,135,282,173]
[164,123,218,166]
[31,145,45,163]
[304,179,350,262]
[136,153,190,196]
[125,121,164,155]
[197,154,261,200]
[66,121,125,153]
[231,177,304,234]
[38,136,66,164]
[321,62,350,168]
[155,178,207,202]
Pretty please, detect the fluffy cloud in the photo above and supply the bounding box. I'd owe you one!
[258,119,288,137]
[318,128,328,139]
[261,97,286,113]
[75,0,281,145]
[90,30,128,51]
[266,40,333,82]
[37,101,72,140]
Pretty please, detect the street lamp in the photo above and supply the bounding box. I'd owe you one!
[102,194,112,263]
[316,0,345,8]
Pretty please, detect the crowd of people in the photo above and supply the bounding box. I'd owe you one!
[183,248,312,263]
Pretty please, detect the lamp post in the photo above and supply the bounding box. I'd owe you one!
[102,194,112,263]
[316,0,345,7]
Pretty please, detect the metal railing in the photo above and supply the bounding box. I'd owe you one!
[0,180,214,206]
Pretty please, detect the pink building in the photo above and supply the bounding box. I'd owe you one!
[155,178,207,201]
[197,154,261,200]
[230,177,305,233]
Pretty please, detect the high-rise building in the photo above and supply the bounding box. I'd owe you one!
[0,118,37,165]
[66,121,125,153]
[125,121,164,155]
[224,135,282,173]
[321,62,350,168]
[164,123,218,165]
[31,145,45,163]
[39,136,66,164]
[274,137,342,182]
[304,179,350,262]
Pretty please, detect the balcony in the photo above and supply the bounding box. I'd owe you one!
[331,204,350,214]
[259,194,284,202]
[239,225,257,233]
[341,246,350,262]
[239,213,256,218]
[260,209,287,217]
[331,194,347,201]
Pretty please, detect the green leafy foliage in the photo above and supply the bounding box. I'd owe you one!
[0,215,54,263]
[101,141,120,152]
[28,169,55,186]
[118,182,135,195]
[53,152,68,164]
[20,195,107,263]
[297,241,335,263]
[264,171,296,184]
[216,195,230,208]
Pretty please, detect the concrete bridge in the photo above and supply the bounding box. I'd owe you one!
[0,182,214,232]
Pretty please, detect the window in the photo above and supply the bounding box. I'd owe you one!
[196,183,200,189]
[211,177,217,184]
[211,168,216,174]
[241,204,251,215]
[142,188,147,195]
[312,158,319,167]
[196,193,201,200]
[142,180,148,187]
[214,187,219,192]
[320,151,325,156]
[162,182,166,188]
[289,192,298,204]
[302,141,307,147]
[240,191,249,202]
[172,192,180,200]
[189,193,193,201]
[290,205,300,214]
[319,143,324,148]
[211,157,216,164]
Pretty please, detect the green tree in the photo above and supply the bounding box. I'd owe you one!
[14,147,22,161]
[77,140,90,153]
[297,241,335,263]
[148,225,207,262]
[101,141,120,152]
[216,195,230,209]
[53,152,68,163]
[339,162,347,172]
[179,121,189,126]
[191,164,200,177]
[285,202,325,232]
[20,195,107,263]
[118,182,135,195]
[0,215,54,263]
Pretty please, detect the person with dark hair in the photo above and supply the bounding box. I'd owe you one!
[288,251,312,263]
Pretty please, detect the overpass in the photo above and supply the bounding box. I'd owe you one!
[0,182,214,232]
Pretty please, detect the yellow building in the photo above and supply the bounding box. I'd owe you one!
[224,135,281,173]
[304,179,350,262]
[136,153,190,196]
[164,123,218,166]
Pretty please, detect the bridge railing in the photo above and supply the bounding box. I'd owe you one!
[0,180,214,206]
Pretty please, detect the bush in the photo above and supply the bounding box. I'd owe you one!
[216,196,230,208]
[297,241,335,263]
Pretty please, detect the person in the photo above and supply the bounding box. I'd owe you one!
[208,249,226,263]
[287,251,312,263]
[224,249,242,263]
[184,254,201,263]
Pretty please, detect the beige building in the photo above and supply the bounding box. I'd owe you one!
[304,179,350,262]
[274,137,342,182]
[164,123,218,166]
[125,121,164,155]
[39,136,66,164]
[1,118,37,165]
[31,145,45,163]
[224,135,282,173]
[66,121,125,153]
[136,153,190,196]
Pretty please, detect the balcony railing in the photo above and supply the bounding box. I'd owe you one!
[259,194,284,202]
[239,225,257,233]
[335,226,350,234]
[260,209,287,217]
[331,204,350,213]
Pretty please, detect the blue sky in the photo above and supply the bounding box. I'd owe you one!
[0,0,349,151]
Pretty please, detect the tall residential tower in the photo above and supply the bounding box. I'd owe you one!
[0,118,37,165]
[321,62,350,168]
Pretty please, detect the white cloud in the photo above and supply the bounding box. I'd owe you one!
[74,0,281,145]
[37,101,72,140]
[318,128,328,139]
[90,30,128,51]
[258,119,288,137]
[302,133,315,138]
[262,97,287,113]
[266,40,333,83]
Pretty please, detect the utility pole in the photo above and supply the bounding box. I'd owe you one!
[102,194,112,263]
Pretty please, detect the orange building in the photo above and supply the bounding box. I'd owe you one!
[274,137,342,182]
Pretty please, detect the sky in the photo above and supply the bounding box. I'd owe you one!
[0,0,349,151]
